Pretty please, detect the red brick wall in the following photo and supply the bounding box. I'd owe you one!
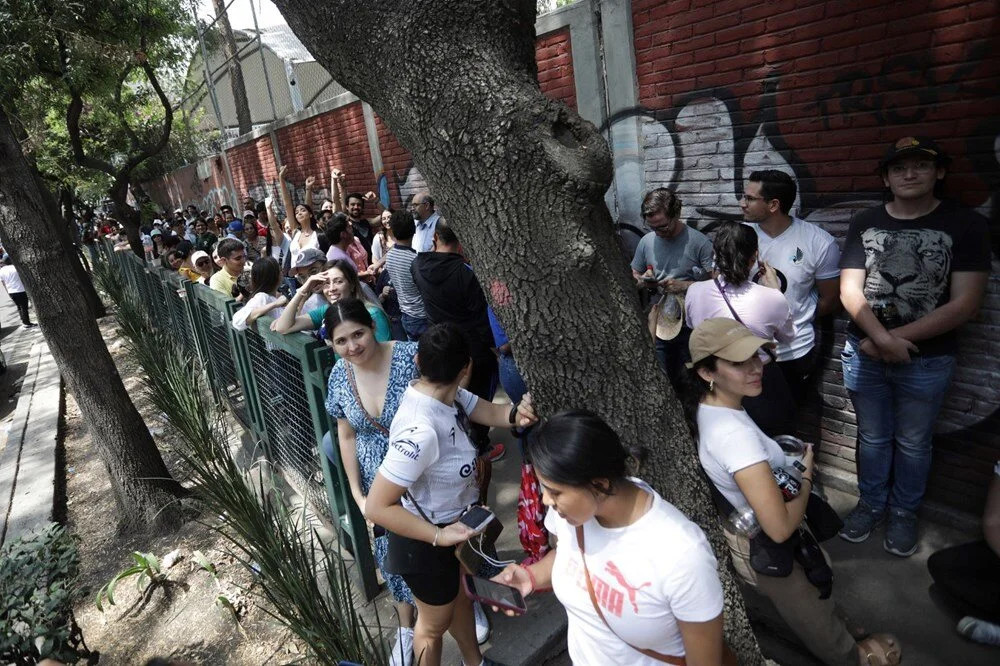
[633,0,1000,513]
[147,29,579,213]
[225,135,279,208]
[537,27,577,112]
[275,102,376,209]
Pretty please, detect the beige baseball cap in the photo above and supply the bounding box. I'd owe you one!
[687,318,771,367]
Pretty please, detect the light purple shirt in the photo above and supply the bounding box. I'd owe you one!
[326,245,357,271]
[685,278,794,360]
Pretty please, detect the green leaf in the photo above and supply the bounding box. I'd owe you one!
[193,549,215,575]
[107,565,143,606]
[131,552,149,569]
[145,552,160,573]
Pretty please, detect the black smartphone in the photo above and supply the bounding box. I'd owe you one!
[459,506,495,532]
[642,275,658,283]
[463,575,527,615]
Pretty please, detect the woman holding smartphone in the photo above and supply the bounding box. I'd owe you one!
[493,411,726,666]
[685,318,900,666]
[366,323,537,666]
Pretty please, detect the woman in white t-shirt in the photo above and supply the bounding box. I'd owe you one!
[278,165,320,257]
[493,411,726,665]
[686,221,795,436]
[231,258,286,331]
[366,323,537,666]
[685,318,901,666]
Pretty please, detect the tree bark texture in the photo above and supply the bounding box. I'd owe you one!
[0,106,184,532]
[8,116,106,319]
[272,0,762,661]
[213,0,253,136]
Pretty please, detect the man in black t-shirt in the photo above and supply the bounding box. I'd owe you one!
[837,137,991,557]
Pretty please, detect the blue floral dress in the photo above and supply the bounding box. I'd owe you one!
[326,341,418,604]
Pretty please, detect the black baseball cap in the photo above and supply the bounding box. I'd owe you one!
[879,136,950,170]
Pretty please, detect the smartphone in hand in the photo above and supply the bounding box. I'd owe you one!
[459,506,495,533]
[463,575,527,615]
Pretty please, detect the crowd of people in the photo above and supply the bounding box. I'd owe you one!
[81,136,996,666]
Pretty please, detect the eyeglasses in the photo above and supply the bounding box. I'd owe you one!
[195,259,210,266]
[740,194,765,202]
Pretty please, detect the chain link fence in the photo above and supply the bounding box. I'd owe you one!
[100,241,380,600]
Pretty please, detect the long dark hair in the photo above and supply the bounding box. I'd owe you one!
[249,257,281,297]
[528,410,635,495]
[712,221,757,285]
[327,259,366,303]
[681,357,718,440]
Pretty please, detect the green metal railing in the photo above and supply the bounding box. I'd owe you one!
[99,241,380,600]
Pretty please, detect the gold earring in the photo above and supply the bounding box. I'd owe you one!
[709,379,715,392]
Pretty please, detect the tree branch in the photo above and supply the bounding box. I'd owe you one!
[59,31,116,176]
[114,65,142,152]
[118,57,173,178]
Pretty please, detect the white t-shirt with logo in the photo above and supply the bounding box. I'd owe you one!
[747,218,840,362]
[697,404,786,509]
[379,384,480,523]
[546,479,724,663]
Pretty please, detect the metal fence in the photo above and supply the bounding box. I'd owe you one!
[101,242,380,600]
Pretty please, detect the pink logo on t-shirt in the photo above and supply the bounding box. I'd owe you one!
[605,561,651,614]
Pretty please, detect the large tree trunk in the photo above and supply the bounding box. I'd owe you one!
[0,106,184,532]
[52,185,106,317]
[213,0,253,136]
[272,0,762,661]
[109,176,145,258]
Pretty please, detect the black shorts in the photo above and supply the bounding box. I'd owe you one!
[386,531,460,606]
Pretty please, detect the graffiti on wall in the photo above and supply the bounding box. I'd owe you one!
[612,65,999,438]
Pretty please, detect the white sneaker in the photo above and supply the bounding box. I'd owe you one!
[388,626,414,666]
[473,601,491,644]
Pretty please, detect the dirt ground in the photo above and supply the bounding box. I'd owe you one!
[64,317,303,664]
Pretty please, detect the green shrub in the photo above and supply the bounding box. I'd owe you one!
[0,524,96,664]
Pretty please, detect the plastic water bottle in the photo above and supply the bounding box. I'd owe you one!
[726,505,761,538]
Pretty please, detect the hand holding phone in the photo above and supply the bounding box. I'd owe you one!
[464,575,527,615]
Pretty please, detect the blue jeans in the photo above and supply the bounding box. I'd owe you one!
[400,313,429,341]
[654,326,692,390]
[841,337,956,513]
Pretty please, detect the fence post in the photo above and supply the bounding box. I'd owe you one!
[302,341,381,601]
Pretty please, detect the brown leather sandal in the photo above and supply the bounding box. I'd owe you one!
[857,633,902,665]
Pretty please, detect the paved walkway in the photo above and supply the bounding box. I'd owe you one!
[0,292,55,547]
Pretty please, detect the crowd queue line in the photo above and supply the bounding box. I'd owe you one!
[78,136,998,666]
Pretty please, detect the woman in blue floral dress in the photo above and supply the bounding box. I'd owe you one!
[324,299,417,666]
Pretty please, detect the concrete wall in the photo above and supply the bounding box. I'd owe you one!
[142,0,1000,513]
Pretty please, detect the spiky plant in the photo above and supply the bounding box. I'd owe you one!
[103,263,388,665]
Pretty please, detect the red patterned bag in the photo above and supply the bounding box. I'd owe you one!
[517,461,550,565]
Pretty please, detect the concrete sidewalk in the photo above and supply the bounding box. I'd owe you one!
[751,483,997,666]
[0,292,59,547]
